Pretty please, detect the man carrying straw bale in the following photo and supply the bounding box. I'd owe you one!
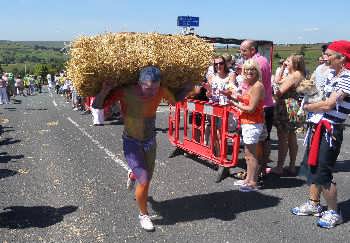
[67,32,213,231]
[93,66,194,231]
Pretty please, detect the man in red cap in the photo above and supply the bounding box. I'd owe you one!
[291,40,350,229]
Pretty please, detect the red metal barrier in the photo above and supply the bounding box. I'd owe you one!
[168,99,241,167]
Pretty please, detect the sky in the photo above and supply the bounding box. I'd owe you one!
[1,0,350,44]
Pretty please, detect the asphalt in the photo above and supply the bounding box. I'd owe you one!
[0,87,350,243]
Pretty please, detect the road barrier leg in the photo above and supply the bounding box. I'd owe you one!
[169,147,184,158]
[215,167,230,183]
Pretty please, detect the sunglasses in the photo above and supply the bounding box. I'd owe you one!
[214,61,225,66]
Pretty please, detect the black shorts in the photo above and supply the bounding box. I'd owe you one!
[304,125,344,186]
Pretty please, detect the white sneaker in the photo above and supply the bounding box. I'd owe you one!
[291,201,323,216]
[317,210,343,228]
[126,170,135,191]
[138,214,155,231]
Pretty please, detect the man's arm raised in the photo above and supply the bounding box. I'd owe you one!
[92,81,118,109]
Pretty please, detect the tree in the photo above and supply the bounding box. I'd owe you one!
[12,67,19,76]
[0,64,3,73]
[299,45,306,56]
[274,52,281,58]
[33,64,49,78]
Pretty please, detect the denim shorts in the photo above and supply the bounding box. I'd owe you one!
[241,123,264,145]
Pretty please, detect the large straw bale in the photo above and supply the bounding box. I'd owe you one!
[66,32,214,96]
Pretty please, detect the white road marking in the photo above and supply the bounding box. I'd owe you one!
[49,92,53,98]
[53,100,57,107]
[67,117,128,171]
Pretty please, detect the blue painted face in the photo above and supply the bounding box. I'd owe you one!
[138,66,161,97]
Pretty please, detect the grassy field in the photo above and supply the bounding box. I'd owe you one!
[273,44,323,73]
[216,43,324,77]
[1,63,37,74]
[0,40,325,77]
[0,40,67,74]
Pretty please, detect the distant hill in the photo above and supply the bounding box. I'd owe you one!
[0,40,325,76]
[0,40,67,74]
[0,40,66,49]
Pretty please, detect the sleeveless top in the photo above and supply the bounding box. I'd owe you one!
[280,86,299,100]
[239,94,264,124]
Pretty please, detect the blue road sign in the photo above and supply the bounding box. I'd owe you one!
[177,16,199,27]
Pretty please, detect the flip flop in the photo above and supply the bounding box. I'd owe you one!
[239,185,259,192]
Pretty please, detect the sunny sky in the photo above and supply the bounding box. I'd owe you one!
[2,0,349,43]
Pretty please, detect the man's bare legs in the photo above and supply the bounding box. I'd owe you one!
[135,182,150,215]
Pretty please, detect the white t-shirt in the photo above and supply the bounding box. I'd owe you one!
[210,74,232,105]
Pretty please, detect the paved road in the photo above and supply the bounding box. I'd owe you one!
[0,88,349,242]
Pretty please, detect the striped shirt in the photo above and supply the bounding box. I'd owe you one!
[323,69,350,124]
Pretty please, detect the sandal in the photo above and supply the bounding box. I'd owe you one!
[233,170,247,180]
[239,185,259,192]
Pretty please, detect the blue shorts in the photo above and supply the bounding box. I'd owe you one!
[123,134,156,185]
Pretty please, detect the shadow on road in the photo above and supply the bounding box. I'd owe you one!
[107,120,124,125]
[0,152,24,163]
[0,205,78,229]
[262,174,305,189]
[12,99,22,104]
[0,169,18,179]
[0,126,15,133]
[155,127,168,134]
[24,108,48,111]
[3,107,16,111]
[187,154,220,171]
[334,160,350,173]
[0,138,21,146]
[149,191,281,225]
[339,198,350,223]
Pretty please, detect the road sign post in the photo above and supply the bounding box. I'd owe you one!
[177,16,199,34]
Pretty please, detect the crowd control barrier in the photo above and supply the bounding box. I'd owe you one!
[168,99,241,168]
